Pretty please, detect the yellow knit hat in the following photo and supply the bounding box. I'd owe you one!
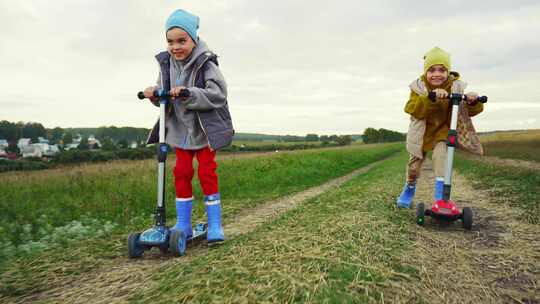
[423,47,451,74]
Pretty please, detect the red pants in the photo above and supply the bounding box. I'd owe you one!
[173,147,219,198]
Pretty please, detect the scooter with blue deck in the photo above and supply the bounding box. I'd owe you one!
[127,88,207,258]
[416,92,487,230]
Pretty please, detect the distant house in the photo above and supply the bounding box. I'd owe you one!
[38,137,50,144]
[22,143,60,158]
[40,144,60,157]
[47,145,60,156]
[17,138,31,150]
[32,143,48,155]
[64,143,79,151]
[88,135,101,149]
[129,141,138,149]
[73,134,82,144]
[22,145,42,158]
[0,139,8,149]
[0,149,17,160]
[35,143,60,157]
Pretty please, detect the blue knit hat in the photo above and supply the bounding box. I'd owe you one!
[165,9,199,43]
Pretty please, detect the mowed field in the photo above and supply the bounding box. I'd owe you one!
[480,129,540,162]
[0,136,538,303]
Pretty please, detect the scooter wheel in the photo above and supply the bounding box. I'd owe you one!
[462,207,473,230]
[127,232,144,258]
[169,229,187,257]
[416,203,425,226]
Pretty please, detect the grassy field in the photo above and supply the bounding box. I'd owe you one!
[1,136,538,303]
[232,140,323,147]
[0,150,412,302]
[0,143,403,296]
[454,130,540,224]
[479,129,540,162]
[133,154,414,303]
[0,144,401,247]
[455,154,540,224]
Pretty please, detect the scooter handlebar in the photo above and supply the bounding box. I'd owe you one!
[428,92,488,103]
[137,89,190,100]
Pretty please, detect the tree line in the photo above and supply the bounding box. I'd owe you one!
[0,120,360,146]
[362,128,406,143]
[0,121,48,142]
[1,120,406,149]
[0,121,149,145]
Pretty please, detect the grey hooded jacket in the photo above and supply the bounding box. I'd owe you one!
[146,39,234,151]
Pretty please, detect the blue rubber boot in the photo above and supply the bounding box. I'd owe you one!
[172,197,193,238]
[434,177,444,201]
[205,193,224,244]
[397,182,416,208]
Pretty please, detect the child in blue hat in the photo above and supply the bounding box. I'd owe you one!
[142,9,234,244]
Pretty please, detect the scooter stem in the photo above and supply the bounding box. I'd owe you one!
[442,95,461,201]
[137,88,190,227]
[155,91,168,226]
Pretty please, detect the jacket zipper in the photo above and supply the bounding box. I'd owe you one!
[192,54,212,149]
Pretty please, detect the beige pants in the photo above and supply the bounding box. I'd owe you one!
[407,141,447,184]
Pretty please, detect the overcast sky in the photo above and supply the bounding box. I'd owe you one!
[1,0,539,135]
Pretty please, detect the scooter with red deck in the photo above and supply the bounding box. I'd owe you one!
[416,92,487,230]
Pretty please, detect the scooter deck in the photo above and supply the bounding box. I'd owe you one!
[426,199,462,222]
[187,223,207,243]
[425,209,462,222]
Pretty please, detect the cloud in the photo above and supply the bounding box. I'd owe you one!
[1,0,539,134]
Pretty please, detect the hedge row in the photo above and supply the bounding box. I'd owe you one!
[221,142,341,152]
[0,159,51,172]
[0,148,155,172]
[52,148,154,164]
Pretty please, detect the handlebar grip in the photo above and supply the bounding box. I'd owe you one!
[428,91,437,102]
[137,89,190,100]
[179,89,190,98]
[428,91,488,104]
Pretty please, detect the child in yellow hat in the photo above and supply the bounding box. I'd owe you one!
[397,47,484,208]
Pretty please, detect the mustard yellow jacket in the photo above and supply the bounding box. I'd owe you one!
[405,72,484,158]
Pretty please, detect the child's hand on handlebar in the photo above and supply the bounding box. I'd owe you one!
[432,88,448,100]
[465,92,479,105]
[170,86,188,99]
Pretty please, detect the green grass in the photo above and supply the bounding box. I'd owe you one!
[455,154,540,224]
[0,144,402,247]
[232,140,323,147]
[0,143,403,298]
[132,153,418,303]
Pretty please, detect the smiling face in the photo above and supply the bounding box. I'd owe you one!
[166,27,196,61]
[426,64,449,87]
